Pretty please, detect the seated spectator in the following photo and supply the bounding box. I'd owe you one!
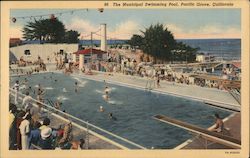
[38,127,54,149]
[210,113,225,133]
[51,124,64,148]
[58,121,73,148]
[71,138,85,150]
[39,118,50,130]
[28,121,41,149]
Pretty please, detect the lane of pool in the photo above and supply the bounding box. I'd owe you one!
[11,73,232,149]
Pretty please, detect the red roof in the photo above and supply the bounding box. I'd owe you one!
[231,62,241,68]
[73,48,106,55]
[10,38,22,44]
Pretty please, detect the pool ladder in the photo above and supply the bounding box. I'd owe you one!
[47,99,54,107]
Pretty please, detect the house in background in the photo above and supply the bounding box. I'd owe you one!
[73,48,107,69]
[196,53,215,63]
[9,44,78,63]
[10,38,22,47]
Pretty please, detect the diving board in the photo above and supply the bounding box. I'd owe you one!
[153,114,241,149]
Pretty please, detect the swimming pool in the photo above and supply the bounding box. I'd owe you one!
[11,72,231,149]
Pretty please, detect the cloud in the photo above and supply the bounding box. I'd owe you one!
[66,18,140,40]
[66,18,97,38]
[108,20,140,39]
[164,23,240,39]
[164,23,184,34]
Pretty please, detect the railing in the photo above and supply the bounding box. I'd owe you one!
[9,88,146,149]
[229,89,241,105]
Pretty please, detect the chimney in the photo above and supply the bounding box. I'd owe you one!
[100,23,107,52]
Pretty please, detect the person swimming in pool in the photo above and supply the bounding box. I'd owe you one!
[104,91,109,101]
[108,113,117,121]
[75,81,78,93]
[104,86,109,95]
[22,78,28,90]
[99,106,104,112]
[103,86,110,101]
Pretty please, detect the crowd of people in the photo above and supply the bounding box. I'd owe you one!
[10,74,88,150]
[9,99,86,150]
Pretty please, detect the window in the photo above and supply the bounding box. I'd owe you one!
[76,55,79,62]
[24,50,31,56]
[84,54,91,58]
[60,49,64,55]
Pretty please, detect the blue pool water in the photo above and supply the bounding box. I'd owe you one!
[11,73,232,149]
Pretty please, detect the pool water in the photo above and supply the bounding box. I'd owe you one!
[11,73,231,149]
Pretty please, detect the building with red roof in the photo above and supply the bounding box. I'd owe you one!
[10,38,22,47]
[73,48,107,68]
[73,48,106,55]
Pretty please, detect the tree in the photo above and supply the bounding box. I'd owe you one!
[22,18,66,43]
[64,30,80,43]
[128,23,198,63]
[174,42,199,62]
[128,24,176,63]
[127,34,142,49]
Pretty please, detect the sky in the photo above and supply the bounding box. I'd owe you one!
[10,9,241,40]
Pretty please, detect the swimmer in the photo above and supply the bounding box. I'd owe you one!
[54,100,62,110]
[104,80,108,87]
[22,78,28,89]
[63,88,67,92]
[104,86,109,95]
[99,106,104,112]
[55,79,57,82]
[108,113,117,120]
[75,82,78,93]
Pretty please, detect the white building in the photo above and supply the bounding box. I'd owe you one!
[196,53,215,63]
[10,44,78,63]
[73,48,107,69]
[196,54,205,62]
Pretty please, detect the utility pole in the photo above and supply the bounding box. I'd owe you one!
[90,32,93,69]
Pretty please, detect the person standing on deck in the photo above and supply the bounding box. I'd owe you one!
[13,80,20,105]
[19,113,32,150]
[156,74,161,88]
[22,92,33,111]
[37,85,45,109]
[54,100,61,110]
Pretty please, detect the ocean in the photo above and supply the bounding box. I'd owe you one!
[178,39,241,60]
